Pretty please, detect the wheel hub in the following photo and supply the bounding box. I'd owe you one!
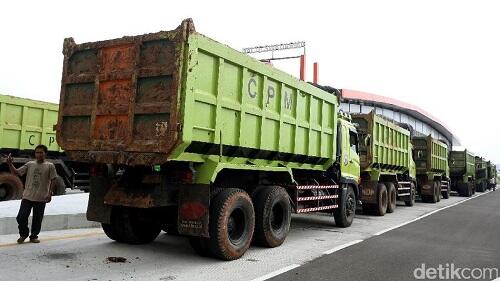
[270,203,284,231]
[227,208,245,244]
[346,195,355,216]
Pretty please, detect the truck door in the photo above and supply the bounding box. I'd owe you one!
[340,123,360,182]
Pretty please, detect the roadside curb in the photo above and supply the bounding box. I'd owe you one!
[0,213,100,235]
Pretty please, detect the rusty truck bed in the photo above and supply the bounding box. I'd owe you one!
[57,20,194,165]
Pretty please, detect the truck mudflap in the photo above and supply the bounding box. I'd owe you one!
[359,181,378,204]
[87,175,112,224]
[177,184,210,237]
[419,180,434,196]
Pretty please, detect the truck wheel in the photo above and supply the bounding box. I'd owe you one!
[101,223,119,241]
[254,186,291,247]
[385,182,396,213]
[435,181,441,202]
[405,182,416,207]
[0,173,23,201]
[427,182,438,203]
[334,185,356,227]
[54,176,66,196]
[442,183,450,199]
[189,237,211,257]
[374,183,388,216]
[103,207,161,244]
[208,188,255,260]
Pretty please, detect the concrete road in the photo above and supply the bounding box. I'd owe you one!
[0,191,495,281]
[271,190,500,281]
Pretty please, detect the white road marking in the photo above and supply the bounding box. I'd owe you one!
[323,239,364,255]
[250,264,301,281]
[374,191,490,236]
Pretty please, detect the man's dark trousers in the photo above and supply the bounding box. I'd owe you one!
[16,199,46,239]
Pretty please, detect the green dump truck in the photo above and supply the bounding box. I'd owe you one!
[449,150,475,197]
[475,156,489,192]
[351,111,416,216]
[0,94,82,201]
[412,135,450,202]
[56,19,362,260]
[487,161,497,191]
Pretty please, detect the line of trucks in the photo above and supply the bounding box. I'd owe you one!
[1,19,497,261]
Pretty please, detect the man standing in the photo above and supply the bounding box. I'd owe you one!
[7,144,57,243]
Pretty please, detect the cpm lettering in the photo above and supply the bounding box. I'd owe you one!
[28,135,55,146]
[247,78,293,110]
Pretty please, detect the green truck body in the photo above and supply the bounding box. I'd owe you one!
[412,135,450,201]
[351,111,416,215]
[56,19,362,260]
[449,150,475,196]
[475,157,488,192]
[486,161,497,190]
[0,94,60,152]
[0,94,87,201]
[58,20,341,184]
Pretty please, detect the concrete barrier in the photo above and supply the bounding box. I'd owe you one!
[0,193,100,235]
[0,214,100,235]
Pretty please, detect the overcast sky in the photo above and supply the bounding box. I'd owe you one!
[1,0,498,163]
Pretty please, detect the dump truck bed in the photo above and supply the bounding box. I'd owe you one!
[57,19,339,169]
[413,135,448,175]
[475,157,487,180]
[449,150,475,177]
[0,94,60,152]
[351,111,411,173]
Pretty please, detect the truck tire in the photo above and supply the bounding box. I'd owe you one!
[254,186,291,247]
[435,181,441,202]
[54,176,66,196]
[467,183,473,197]
[405,182,416,207]
[207,188,255,260]
[334,185,356,227]
[374,183,388,216]
[425,182,438,203]
[442,186,450,199]
[0,173,23,201]
[102,207,161,244]
[101,223,119,241]
[385,182,396,213]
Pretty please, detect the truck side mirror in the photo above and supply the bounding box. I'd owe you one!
[417,151,423,159]
[364,135,371,147]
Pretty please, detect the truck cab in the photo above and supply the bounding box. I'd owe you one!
[338,112,360,186]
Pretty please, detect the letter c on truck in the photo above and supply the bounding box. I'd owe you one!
[248,78,257,98]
